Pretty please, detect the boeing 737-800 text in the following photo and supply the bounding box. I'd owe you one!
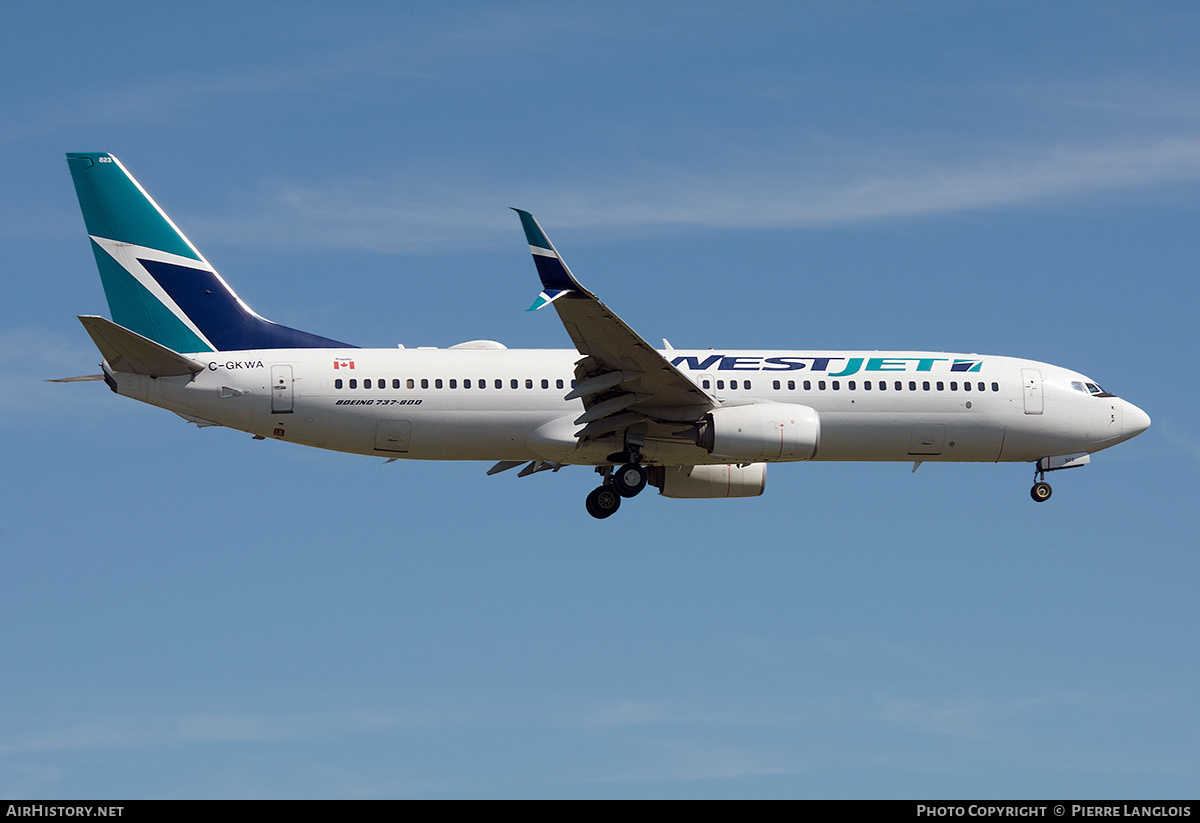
[58,153,1150,518]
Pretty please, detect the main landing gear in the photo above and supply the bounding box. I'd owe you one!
[613,462,648,497]
[585,459,649,519]
[585,484,622,518]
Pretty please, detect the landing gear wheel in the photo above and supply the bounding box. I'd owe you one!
[585,485,621,519]
[1031,481,1053,503]
[613,463,648,498]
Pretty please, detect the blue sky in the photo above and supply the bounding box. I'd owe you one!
[1,1,1197,799]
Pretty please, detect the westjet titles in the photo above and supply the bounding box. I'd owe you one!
[668,355,982,375]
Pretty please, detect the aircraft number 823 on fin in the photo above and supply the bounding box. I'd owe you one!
[57,153,1151,519]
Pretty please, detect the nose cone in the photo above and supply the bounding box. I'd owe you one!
[1123,401,1151,441]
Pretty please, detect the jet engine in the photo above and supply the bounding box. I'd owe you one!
[648,463,767,498]
[695,403,820,462]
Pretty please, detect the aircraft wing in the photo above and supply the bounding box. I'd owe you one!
[515,210,715,441]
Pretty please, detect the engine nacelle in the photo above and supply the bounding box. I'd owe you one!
[649,463,767,499]
[698,403,820,462]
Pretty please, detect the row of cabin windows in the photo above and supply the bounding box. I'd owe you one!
[334,377,567,390]
[700,377,1000,393]
[333,375,999,393]
[771,378,997,393]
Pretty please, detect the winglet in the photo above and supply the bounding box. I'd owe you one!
[512,209,594,310]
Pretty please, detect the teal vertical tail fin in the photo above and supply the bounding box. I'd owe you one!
[66,153,353,352]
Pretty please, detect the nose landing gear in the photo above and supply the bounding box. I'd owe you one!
[1028,454,1090,502]
[1030,460,1054,503]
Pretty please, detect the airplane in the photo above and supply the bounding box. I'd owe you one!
[57,152,1151,519]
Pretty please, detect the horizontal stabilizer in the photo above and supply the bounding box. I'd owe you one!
[46,374,105,383]
[78,315,205,377]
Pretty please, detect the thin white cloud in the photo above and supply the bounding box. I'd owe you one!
[186,136,1200,254]
[569,726,812,785]
[0,10,567,143]
[0,326,112,414]
[1007,79,1200,123]
[878,694,1086,739]
[0,710,430,755]
[1154,419,1200,465]
[0,326,97,371]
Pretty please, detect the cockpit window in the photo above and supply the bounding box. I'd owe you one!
[1077,380,1116,398]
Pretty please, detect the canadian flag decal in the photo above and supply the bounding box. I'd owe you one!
[333,358,355,370]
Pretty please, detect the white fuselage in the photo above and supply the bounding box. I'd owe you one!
[107,346,1149,467]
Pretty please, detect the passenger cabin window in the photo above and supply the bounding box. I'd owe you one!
[421,378,429,389]
[789,380,796,390]
[335,379,343,389]
[435,379,443,389]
